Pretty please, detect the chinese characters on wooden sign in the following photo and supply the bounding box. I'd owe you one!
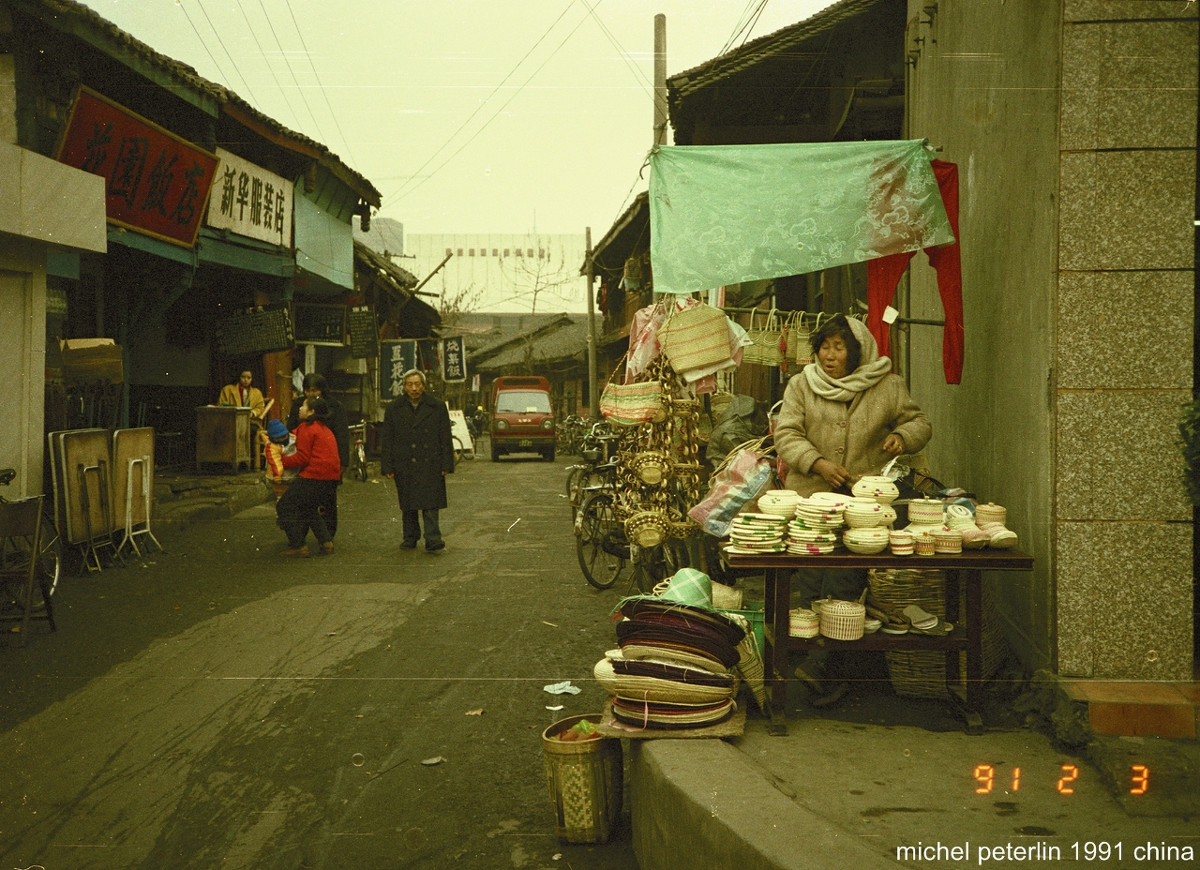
[207,148,293,246]
[442,336,466,383]
[55,87,218,248]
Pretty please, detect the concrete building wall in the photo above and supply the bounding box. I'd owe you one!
[1054,2,1195,680]
[904,0,1196,679]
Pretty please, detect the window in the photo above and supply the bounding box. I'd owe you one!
[496,391,552,414]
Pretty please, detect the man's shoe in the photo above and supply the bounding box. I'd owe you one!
[283,546,310,557]
[400,541,418,550]
[425,541,446,552]
[319,541,334,555]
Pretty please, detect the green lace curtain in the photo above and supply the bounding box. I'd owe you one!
[648,140,955,295]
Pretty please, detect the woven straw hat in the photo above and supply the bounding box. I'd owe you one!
[594,658,735,705]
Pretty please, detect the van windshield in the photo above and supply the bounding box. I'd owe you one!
[496,391,552,414]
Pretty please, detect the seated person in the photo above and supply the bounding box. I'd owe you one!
[219,370,267,422]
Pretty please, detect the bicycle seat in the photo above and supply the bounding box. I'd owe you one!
[0,468,15,486]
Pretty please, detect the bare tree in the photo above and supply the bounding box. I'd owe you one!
[498,237,576,314]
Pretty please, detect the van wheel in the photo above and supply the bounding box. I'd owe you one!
[544,447,555,462]
[491,447,502,462]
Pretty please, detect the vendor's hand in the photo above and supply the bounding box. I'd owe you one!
[813,458,852,490]
[882,434,906,456]
[384,473,394,479]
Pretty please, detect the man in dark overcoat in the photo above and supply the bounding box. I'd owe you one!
[381,369,455,551]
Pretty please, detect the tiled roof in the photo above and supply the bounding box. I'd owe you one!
[23,0,380,204]
[667,0,888,97]
[474,316,593,372]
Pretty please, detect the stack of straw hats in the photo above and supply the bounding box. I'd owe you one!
[597,569,754,729]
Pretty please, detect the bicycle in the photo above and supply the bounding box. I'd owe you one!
[564,424,620,520]
[574,485,629,589]
[451,435,475,466]
[0,467,64,601]
[348,423,369,481]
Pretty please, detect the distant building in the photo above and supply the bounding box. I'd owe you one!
[405,233,589,314]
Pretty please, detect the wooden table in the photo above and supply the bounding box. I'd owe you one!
[724,549,1033,735]
[194,406,252,472]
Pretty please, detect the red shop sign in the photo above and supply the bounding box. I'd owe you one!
[56,87,218,248]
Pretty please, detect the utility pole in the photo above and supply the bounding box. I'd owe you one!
[654,14,667,147]
[585,226,598,418]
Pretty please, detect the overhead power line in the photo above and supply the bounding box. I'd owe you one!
[185,0,262,106]
[384,0,593,208]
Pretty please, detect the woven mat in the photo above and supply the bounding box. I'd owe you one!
[596,698,746,739]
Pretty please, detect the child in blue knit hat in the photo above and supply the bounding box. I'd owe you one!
[260,419,297,487]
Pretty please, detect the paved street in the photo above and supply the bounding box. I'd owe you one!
[1,451,640,870]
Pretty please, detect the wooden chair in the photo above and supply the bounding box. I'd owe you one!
[0,495,57,645]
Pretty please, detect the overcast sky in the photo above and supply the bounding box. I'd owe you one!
[78,0,837,238]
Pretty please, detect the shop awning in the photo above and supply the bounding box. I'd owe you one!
[648,139,953,294]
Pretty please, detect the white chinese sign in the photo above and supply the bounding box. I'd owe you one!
[206,147,293,246]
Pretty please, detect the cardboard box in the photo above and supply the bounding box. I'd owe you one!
[60,338,124,384]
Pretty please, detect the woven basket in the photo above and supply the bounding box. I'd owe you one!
[625,510,669,548]
[818,599,865,640]
[711,583,743,610]
[788,607,819,638]
[868,568,1008,699]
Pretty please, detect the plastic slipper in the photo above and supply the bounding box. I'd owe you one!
[902,604,940,630]
[910,620,954,637]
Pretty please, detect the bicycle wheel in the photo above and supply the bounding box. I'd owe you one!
[565,466,586,518]
[352,443,368,481]
[575,493,627,589]
[37,509,63,597]
[452,436,465,467]
[646,537,691,588]
[0,507,62,600]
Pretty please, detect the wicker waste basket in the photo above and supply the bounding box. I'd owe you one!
[542,714,622,844]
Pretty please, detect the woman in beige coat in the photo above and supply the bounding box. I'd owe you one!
[773,314,931,703]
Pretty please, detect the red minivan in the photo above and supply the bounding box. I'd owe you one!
[490,375,556,461]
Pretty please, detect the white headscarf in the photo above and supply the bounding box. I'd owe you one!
[803,316,892,401]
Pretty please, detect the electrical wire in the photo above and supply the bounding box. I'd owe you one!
[185,0,262,106]
[255,0,328,144]
[719,0,771,55]
[575,0,654,95]
[283,0,360,167]
[229,0,308,133]
[383,0,582,206]
[387,7,602,210]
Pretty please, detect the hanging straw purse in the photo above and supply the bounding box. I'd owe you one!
[599,355,664,427]
[658,301,731,375]
[742,308,784,367]
[789,312,818,365]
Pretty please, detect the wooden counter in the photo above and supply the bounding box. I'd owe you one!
[724,548,1034,735]
[195,406,252,472]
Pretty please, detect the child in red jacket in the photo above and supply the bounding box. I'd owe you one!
[275,397,340,555]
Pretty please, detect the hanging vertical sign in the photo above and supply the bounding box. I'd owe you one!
[442,336,466,383]
[380,340,417,400]
[55,86,218,248]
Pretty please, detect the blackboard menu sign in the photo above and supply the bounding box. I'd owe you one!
[216,305,294,355]
[348,305,378,359]
[293,303,347,346]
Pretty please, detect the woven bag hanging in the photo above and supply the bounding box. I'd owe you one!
[789,312,814,365]
[743,309,783,367]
